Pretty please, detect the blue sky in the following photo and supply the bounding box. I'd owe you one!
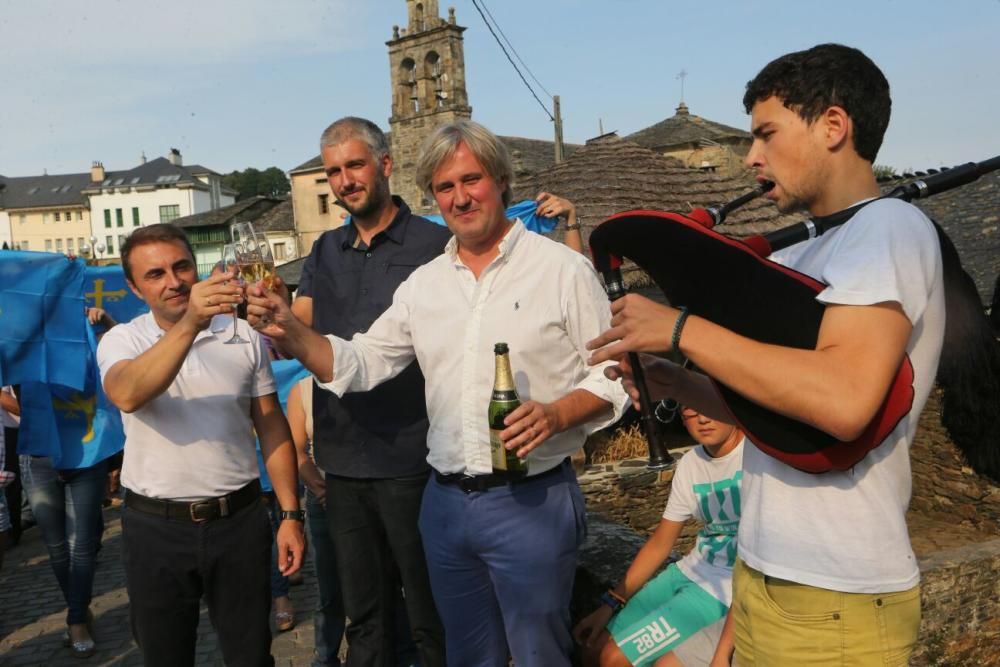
[1,0,997,178]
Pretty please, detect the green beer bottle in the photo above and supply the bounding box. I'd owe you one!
[489,343,529,477]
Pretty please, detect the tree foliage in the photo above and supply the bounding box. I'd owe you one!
[873,164,898,180]
[223,167,290,201]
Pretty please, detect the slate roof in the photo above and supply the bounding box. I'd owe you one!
[277,256,307,290]
[516,133,801,231]
[289,134,580,182]
[626,103,750,151]
[0,172,93,209]
[81,157,236,196]
[882,169,1000,304]
[514,133,804,284]
[254,198,295,233]
[173,196,292,231]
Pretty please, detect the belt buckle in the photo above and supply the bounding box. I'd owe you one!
[458,475,479,494]
[189,500,215,523]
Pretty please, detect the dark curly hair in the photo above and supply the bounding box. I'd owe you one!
[743,44,890,163]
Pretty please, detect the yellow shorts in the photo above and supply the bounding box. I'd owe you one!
[732,559,920,666]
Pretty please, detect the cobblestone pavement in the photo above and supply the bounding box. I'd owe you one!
[2,502,995,665]
[0,506,326,666]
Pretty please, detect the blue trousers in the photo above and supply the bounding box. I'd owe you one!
[20,455,107,625]
[307,488,346,666]
[418,461,587,667]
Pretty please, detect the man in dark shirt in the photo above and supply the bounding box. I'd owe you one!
[293,117,449,667]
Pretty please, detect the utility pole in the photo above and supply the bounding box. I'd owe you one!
[553,95,565,164]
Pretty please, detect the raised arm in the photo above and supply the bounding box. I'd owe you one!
[536,191,584,255]
[588,294,910,442]
[102,272,242,413]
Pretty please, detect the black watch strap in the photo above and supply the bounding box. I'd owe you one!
[278,510,305,522]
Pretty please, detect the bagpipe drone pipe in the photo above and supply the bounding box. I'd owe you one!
[589,156,1000,479]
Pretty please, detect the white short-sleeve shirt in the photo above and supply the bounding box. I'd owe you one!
[738,198,945,593]
[97,313,276,500]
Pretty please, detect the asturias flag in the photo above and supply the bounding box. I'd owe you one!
[0,251,89,390]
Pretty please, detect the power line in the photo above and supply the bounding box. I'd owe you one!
[469,0,554,121]
[477,0,553,99]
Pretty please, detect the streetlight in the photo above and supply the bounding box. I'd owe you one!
[87,235,106,263]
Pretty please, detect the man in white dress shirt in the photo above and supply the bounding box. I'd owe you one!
[248,120,628,667]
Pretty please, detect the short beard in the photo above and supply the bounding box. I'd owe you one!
[337,177,391,219]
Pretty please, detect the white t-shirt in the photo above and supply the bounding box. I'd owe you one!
[738,198,945,593]
[663,439,744,607]
[97,312,276,501]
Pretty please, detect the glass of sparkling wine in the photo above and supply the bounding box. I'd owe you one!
[221,243,249,345]
[257,239,276,291]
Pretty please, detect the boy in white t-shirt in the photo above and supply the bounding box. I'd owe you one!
[588,44,942,665]
[574,408,744,667]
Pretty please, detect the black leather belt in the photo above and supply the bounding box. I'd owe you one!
[124,479,261,523]
[435,459,567,494]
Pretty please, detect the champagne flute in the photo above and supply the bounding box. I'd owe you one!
[256,239,276,291]
[221,243,249,345]
[231,221,258,246]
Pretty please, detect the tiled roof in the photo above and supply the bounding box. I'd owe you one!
[516,134,801,231]
[514,133,804,283]
[173,196,291,230]
[882,169,1000,304]
[0,172,92,209]
[277,256,307,289]
[289,135,580,182]
[626,103,750,151]
[254,198,295,233]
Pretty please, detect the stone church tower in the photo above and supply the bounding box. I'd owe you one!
[387,1,472,210]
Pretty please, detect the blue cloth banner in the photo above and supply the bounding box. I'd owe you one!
[19,324,125,469]
[256,358,310,491]
[349,200,559,235]
[84,265,148,326]
[0,251,89,390]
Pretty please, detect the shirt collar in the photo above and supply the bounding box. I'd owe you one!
[339,195,413,251]
[445,218,526,263]
[139,311,226,341]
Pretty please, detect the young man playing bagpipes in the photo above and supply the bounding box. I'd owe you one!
[588,44,948,665]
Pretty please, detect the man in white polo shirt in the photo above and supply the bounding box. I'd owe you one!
[97,224,304,667]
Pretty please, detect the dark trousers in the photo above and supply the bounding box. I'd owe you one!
[326,472,445,667]
[121,497,274,667]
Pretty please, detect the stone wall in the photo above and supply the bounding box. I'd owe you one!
[577,389,1000,665]
[910,389,1000,534]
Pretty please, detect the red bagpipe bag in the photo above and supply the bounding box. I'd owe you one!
[588,209,914,473]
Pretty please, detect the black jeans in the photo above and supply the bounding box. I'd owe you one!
[326,472,445,667]
[121,497,274,667]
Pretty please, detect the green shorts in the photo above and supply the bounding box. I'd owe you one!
[606,563,728,666]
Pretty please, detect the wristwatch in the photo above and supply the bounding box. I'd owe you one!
[277,510,306,522]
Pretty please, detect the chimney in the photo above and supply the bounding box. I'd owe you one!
[141,151,147,164]
[168,148,183,166]
[90,161,106,183]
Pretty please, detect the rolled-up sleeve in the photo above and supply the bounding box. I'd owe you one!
[563,259,630,434]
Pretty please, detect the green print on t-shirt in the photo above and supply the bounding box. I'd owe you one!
[692,471,743,568]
